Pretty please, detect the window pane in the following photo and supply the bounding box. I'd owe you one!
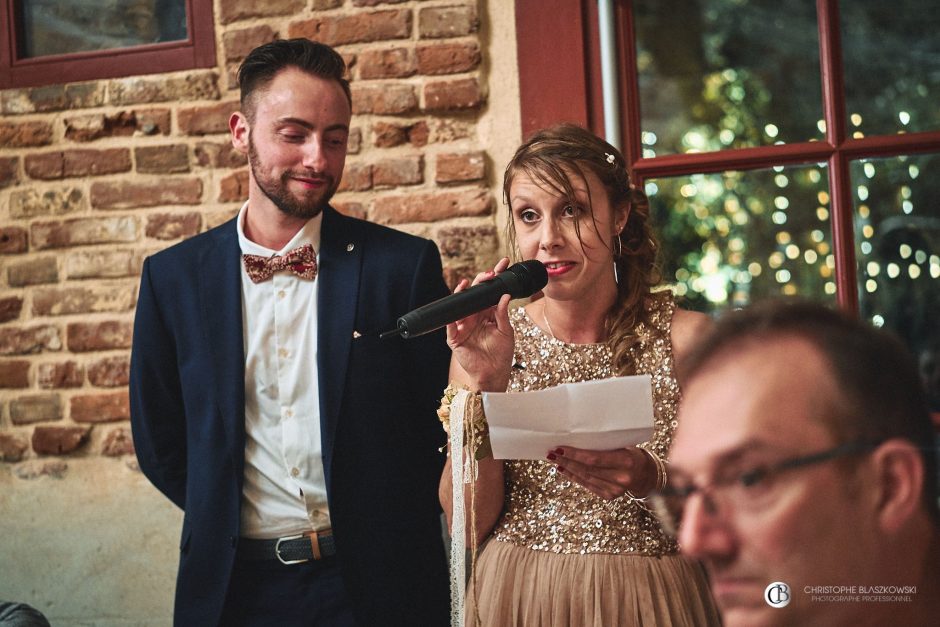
[853,155,940,411]
[634,0,824,156]
[649,165,834,314]
[842,2,940,137]
[20,0,188,59]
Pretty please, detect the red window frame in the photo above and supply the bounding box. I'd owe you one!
[514,0,940,314]
[0,0,216,89]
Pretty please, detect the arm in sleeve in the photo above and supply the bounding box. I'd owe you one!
[129,257,187,509]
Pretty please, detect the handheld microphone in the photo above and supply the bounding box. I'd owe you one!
[381,260,548,339]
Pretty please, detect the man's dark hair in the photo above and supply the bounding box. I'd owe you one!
[237,38,351,118]
[682,298,939,520]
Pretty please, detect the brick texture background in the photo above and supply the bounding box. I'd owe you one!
[0,0,500,468]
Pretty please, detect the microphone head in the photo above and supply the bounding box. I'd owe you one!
[502,259,548,298]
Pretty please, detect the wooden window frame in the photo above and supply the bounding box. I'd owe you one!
[0,0,216,89]
[514,0,940,314]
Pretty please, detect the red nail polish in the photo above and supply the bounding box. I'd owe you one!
[556,466,565,474]
[553,448,564,456]
[547,453,557,461]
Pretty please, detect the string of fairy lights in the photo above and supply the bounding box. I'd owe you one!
[641,113,939,319]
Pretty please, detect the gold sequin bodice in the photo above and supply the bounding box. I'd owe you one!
[491,294,680,556]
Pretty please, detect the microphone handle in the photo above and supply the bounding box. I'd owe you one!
[396,279,506,338]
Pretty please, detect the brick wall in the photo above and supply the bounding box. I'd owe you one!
[0,0,500,470]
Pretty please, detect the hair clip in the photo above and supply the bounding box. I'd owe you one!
[605,152,616,164]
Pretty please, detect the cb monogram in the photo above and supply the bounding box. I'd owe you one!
[764,582,791,608]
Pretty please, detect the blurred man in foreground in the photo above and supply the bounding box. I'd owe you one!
[661,300,940,626]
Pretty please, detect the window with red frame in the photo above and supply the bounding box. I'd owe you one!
[1,0,215,89]
[516,0,940,412]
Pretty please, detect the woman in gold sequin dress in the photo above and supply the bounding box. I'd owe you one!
[440,124,721,626]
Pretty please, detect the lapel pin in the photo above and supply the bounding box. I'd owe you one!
[352,330,362,339]
[346,243,355,252]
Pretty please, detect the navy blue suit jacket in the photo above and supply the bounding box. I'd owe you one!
[130,206,451,626]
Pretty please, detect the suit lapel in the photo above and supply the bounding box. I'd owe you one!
[317,207,362,491]
[198,219,247,480]
[317,206,362,492]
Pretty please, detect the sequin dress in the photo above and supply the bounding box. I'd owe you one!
[467,294,720,626]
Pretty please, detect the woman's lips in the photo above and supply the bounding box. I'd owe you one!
[543,261,575,277]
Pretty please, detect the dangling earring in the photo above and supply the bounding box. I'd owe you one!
[613,230,623,284]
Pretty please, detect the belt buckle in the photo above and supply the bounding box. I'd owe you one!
[275,533,309,565]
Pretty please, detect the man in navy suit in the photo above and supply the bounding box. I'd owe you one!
[130,39,451,626]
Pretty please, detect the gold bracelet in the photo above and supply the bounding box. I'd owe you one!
[637,443,668,491]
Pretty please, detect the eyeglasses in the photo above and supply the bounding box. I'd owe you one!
[649,439,882,538]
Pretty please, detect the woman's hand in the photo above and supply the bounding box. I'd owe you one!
[547,445,656,501]
[446,257,515,392]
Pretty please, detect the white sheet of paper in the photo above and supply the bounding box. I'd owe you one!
[481,375,655,460]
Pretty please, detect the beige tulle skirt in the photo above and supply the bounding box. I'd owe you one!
[465,539,721,627]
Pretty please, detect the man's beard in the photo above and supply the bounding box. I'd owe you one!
[248,138,337,219]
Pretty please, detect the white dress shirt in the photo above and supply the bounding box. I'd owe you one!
[236,203,330,539]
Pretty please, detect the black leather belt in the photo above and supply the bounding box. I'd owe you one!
[238,530,336,564]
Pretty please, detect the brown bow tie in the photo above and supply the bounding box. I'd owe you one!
[243,244,318,283]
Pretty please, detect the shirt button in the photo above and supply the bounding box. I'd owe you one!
[284,408,294,418]
[278,348,289,358]
[291,467,300,477]
[278,290,286,299]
